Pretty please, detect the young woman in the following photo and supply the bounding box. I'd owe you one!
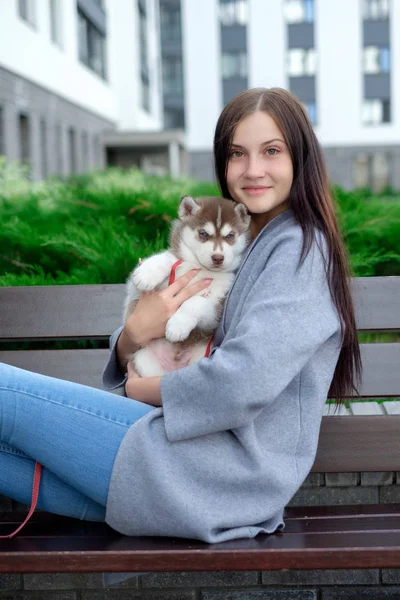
[0,88,361,543]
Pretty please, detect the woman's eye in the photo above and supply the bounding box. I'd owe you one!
[266,148,279,156]
[225,232,235,240]
[230,150,243,158]
[199,231,209,239]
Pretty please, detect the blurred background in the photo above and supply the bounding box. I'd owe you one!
[0,0,399,288]
[0,0,398,189]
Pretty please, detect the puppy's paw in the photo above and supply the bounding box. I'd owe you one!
[132,263,166,291]
[165,313,197,342]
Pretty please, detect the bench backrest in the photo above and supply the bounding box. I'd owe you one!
[1,277,399,473]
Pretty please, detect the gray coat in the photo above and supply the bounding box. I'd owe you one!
[102,209,342,543]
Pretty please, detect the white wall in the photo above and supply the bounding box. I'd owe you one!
[182,0,222,151]
[107,0,163,131]
[0,0,116,122]
[249,0,286,89]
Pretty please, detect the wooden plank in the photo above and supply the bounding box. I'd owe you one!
[0,277,399,340]
[1,347,400,471]
[351,276,400,331]
[2,507,400,572]
[312,416,400,472]
[0,349,112,390]
[1,343,399,397]
[0,284,125,341]
[284,503,400,519]
[6,514,399,537]
[283,515,400,533]
[3,503,400,524]
[1,531,400,572]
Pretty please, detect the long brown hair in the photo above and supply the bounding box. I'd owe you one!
[213,87,361,403]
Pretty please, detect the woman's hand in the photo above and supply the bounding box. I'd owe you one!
[127,268,212,346]
[125,362,162,407]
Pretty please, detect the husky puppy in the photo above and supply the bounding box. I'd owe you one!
[123,195,251,377]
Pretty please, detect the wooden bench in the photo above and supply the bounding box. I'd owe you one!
[0,277,399,573]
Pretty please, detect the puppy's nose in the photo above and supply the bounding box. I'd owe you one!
[212,254,224,266]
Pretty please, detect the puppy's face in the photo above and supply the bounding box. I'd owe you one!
[172,195,251,271]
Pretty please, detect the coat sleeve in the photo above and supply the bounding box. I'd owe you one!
[161,236,341,442]
[102,325,128,390]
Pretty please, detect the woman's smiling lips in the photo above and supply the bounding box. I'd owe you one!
[242,186,273,196]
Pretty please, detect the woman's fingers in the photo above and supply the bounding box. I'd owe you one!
[167,268,200,297]
[175,277,213,304]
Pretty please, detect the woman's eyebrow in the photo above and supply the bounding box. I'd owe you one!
[231,138,286,148]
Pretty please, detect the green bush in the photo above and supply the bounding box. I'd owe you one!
[0,160,399,287]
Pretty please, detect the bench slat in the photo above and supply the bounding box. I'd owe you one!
[1,277,399,340]
[1,527,400,571]
[313,415,400,472]
[351,276,400,331]
[1,514,399,537]
[0,345,400,470]
[0,343,399,397]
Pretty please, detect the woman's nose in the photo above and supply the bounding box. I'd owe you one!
[244,155,265,178]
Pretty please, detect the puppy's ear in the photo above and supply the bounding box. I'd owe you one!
[178,195,201,219]
[234,202,251,226]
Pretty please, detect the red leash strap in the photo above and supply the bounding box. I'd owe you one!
[169,260,214,356]
[168,259,183,285]
[204,335,214,357]
[0,462,42,539]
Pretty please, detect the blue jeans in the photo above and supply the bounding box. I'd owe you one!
[0,362,154,522]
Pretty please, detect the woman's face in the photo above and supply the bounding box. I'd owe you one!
[226,111,294,230]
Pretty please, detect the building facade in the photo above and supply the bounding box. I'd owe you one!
[182,0,400,190]
[1,0,399,188]
[0,0,164,180]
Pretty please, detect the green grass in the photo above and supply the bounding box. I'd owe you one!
[0,159,399,287]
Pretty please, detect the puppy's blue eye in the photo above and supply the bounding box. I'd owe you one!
[225,233,234,240]
[199,231,209,238]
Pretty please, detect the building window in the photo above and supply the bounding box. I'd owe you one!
[162,57,183,95]
[219,0,248,26]
[221,52,247,78]
[141,79,150,113]
[303,102,317,124]
[287,48,316,76]
[284,0,314,23]
[164,110,185,129]
[78,10,107,79]
[139,2,148,77]
[18,114,30,166]
[81,131,89,171]
[160,4,181,41]
[139,0,150,112]
[40,119,48,179]
[371,152,391,191]
[0,106,4,156]
[55,123,63,173]
[353,152,391,191]
[353,154,369,188]
[363,0,390,20]
[68,127,77,173]
[93,134,101,167]
[18,0,36,27]
[49,0,62,46]
[362,98,391,124]
[364,46,390,73]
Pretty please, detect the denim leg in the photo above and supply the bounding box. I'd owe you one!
[0,443,105,521]
[0,363,154,507]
